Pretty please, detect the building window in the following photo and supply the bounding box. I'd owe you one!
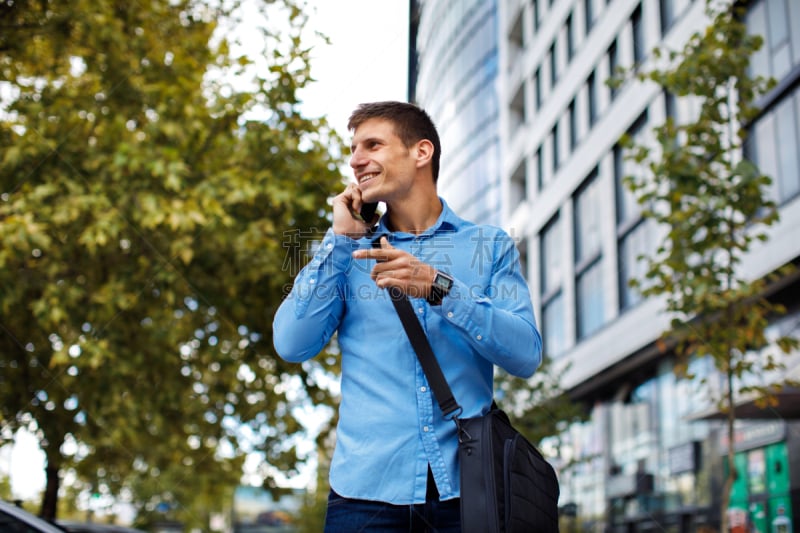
[659,0,675,35]
[746,0,800,82]
[608,38,619,101]
[616,112,656,311]
[660,0,700,37]
[541,214,567,357]
[532,0,541,33]
[575,171,603,264]
[632,3,644,66]
[616,111,649,224]
[550,42,558,87]
[534,67,542,112]
[566,12,576,61]
[618,220,656,310]
[543,294,566,358]
[585,0,595,33]
[536,145,545,190]
[510,160,527,210]
[665,89,677,125]
[576,262,605,339]
[510,84,526,134]
[587,70,598,127]
[764,0,792,78]
[569,98,578,150]
[517,238,529,281]
[551,122,560,174]
[508,10,525,70]
[609,379,659,484]
[574,169,605,339]
[746,84,800,204]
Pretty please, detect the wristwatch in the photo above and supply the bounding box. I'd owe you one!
[427,270,454,306]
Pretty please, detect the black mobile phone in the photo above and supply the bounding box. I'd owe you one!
[359,202,378,223]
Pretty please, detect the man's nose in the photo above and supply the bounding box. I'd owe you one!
[349,148,366,169]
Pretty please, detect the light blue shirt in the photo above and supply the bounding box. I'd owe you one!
[272,199,542,504]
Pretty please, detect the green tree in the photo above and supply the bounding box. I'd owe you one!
[294,457,330,533]
[294,381,338,532]
[616,1,799,530]
[0,473,11,501]
[0,0,344,523]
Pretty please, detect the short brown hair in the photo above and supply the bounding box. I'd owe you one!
[348,101,442,183]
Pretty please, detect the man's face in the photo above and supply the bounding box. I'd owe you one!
[349,118,417,204]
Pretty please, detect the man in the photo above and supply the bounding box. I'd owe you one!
[273,101,542,532]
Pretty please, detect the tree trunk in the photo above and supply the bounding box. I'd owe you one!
[39,458,61,521]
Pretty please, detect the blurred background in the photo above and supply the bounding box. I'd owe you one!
[2,0,799,532]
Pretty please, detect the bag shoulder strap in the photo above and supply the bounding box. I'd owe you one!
[387,287,462,418]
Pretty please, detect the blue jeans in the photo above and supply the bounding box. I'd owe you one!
[323,490,461,532]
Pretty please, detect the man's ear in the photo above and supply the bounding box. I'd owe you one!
[413,139,434,169]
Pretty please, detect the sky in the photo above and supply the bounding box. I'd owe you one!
[1,0,410,502]
[299,0,410,140]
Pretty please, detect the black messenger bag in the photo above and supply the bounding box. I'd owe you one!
[457,405,560,532]
[386,286,560,533]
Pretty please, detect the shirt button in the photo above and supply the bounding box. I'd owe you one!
[309,278,316,285]
[417,307,424,314]
[476,335,482,341]
[420,386,427,392]
[423,426,430,432]
[447,312,454,318]
[325,243,333,250]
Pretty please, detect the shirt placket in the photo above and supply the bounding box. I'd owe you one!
[410,236,450,499]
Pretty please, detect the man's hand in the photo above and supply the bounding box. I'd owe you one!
[352,237,437,299]
[332,183,376,238]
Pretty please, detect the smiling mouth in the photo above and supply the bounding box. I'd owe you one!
[359,172,379,185]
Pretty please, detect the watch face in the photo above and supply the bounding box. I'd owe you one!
[434,272,453,291]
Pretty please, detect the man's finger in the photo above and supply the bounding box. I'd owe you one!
[353,240,394,261]
[353,249,389,262]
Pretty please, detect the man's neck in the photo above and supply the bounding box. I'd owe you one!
[385,194,443,235]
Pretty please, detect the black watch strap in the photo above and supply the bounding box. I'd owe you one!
[427,271,453,306]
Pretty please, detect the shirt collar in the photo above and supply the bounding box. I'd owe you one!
[374,197,463,240]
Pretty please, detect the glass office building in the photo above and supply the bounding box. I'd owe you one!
[409,0,503,226]
[410,0,800,530]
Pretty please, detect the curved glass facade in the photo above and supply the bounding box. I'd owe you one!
[412,0,501,226]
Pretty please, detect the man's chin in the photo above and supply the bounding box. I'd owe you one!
[359,189,381,204]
